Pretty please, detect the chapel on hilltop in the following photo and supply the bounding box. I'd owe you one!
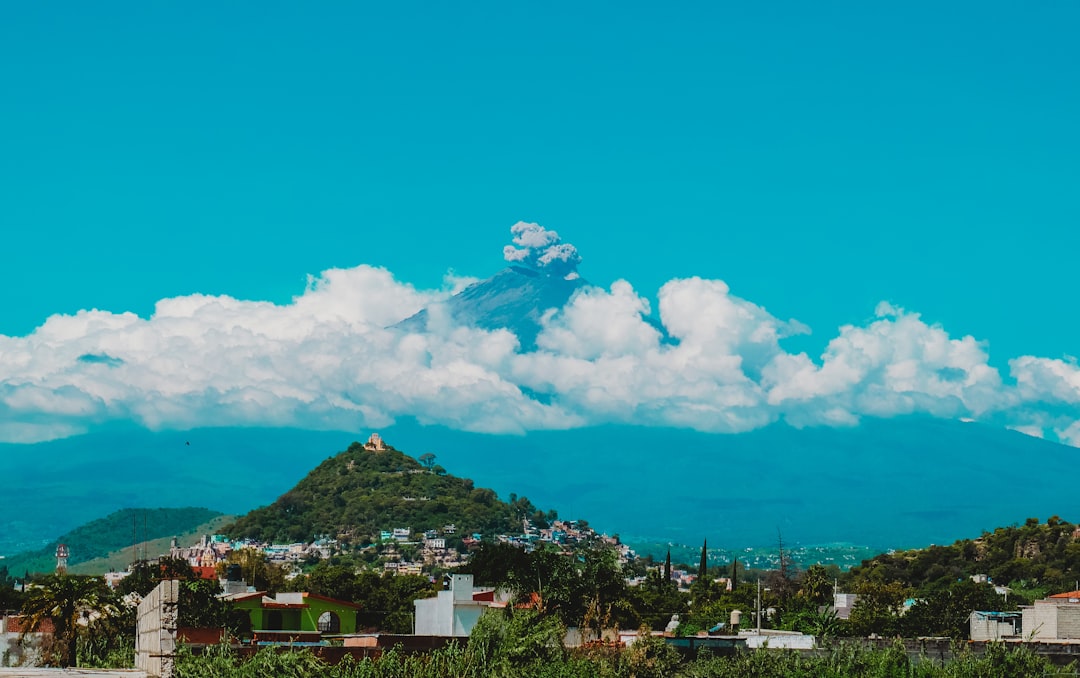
[363,433,388,452]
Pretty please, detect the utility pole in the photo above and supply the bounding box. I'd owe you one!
[756,579,762,634]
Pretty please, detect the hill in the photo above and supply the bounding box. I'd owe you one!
[844,516,1080,597]
[223,437,552,544]
[1,507,223,576]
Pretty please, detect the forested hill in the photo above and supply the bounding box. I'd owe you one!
[222,439,554,543]
[845,516,1080,594]
[2,507,223,576]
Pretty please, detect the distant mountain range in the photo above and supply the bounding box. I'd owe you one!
[3,417,1076,559]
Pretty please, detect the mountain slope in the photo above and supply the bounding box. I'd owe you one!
[2,507,223,576]
[68,514,234,575]
[0,427,354,557]
[5,418,1077,554]
[368,416,1080,550]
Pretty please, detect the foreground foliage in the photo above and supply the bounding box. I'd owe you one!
[173,640,1066,678]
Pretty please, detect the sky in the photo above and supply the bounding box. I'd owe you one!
[2,2,1079,445]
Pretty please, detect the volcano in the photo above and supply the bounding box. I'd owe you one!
[394,265,589,349]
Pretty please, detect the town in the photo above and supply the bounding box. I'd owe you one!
[4,436,1080,678]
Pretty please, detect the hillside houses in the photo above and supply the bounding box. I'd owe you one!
[159,513,635,584]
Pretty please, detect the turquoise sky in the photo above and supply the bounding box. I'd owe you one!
[2,3,1078,375]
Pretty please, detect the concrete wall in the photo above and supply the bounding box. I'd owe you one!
[970,617,1019,642]
[1,631,50,667]
[743,633,816,649]
[1024,602,1080,641]
[136,579,178,678]
[414,575,487,637]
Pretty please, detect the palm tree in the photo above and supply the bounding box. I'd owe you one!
[19,574,112,667]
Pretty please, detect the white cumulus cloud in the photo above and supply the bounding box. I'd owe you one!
[1,223,1078,446]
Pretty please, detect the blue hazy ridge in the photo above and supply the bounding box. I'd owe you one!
[1,417,1073,557]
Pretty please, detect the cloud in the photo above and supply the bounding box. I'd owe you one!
[763,302,1008,427]
[502,222,582,279]
[1,223,1078,446]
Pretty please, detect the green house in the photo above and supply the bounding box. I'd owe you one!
[228,591,362,637]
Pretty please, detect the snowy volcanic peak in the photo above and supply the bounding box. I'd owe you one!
[394,265,589,349]
[394,222,594,348]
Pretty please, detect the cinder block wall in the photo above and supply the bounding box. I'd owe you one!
[136,580,179,678]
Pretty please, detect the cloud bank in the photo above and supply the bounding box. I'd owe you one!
[1,223,1077,445]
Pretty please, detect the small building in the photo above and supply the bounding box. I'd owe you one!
[413,574,499,637]
[1021,590,1080,641]
[226,591,362,640]
[832,592,858,620]
[969,611,1021,641]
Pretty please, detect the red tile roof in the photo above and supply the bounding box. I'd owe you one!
[1049,590,1080,599]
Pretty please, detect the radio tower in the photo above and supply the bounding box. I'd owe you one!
[56,543,69,574]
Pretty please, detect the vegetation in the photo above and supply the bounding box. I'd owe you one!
[118,557,230,629]
[461,542,647,629]
[18,573,115,667]
[842,516,1080,595]
[223,441,553,544]
[172,631,1064,678]
[833,516,1080,637]
[0,564,23,611]
[3,507,224,576]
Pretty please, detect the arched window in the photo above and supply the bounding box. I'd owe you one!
[317,611,341,634]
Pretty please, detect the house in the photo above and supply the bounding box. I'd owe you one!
[1021,590,1080,641]
[225,591,362,642]
[413,574,503,637]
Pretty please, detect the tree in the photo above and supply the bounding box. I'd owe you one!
[418,452,436,471]
[902,580,1008,638]
[799,564,834,607]
[118,557,197,597]
[217,549,287,594]
[848,580,909,637]
[20,574,112,667]
[627,569,687,630]
[465,606,567,678]
[692,539,712,600]
[0,565,24,611]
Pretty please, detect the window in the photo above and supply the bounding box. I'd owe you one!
[317,611,341,634]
